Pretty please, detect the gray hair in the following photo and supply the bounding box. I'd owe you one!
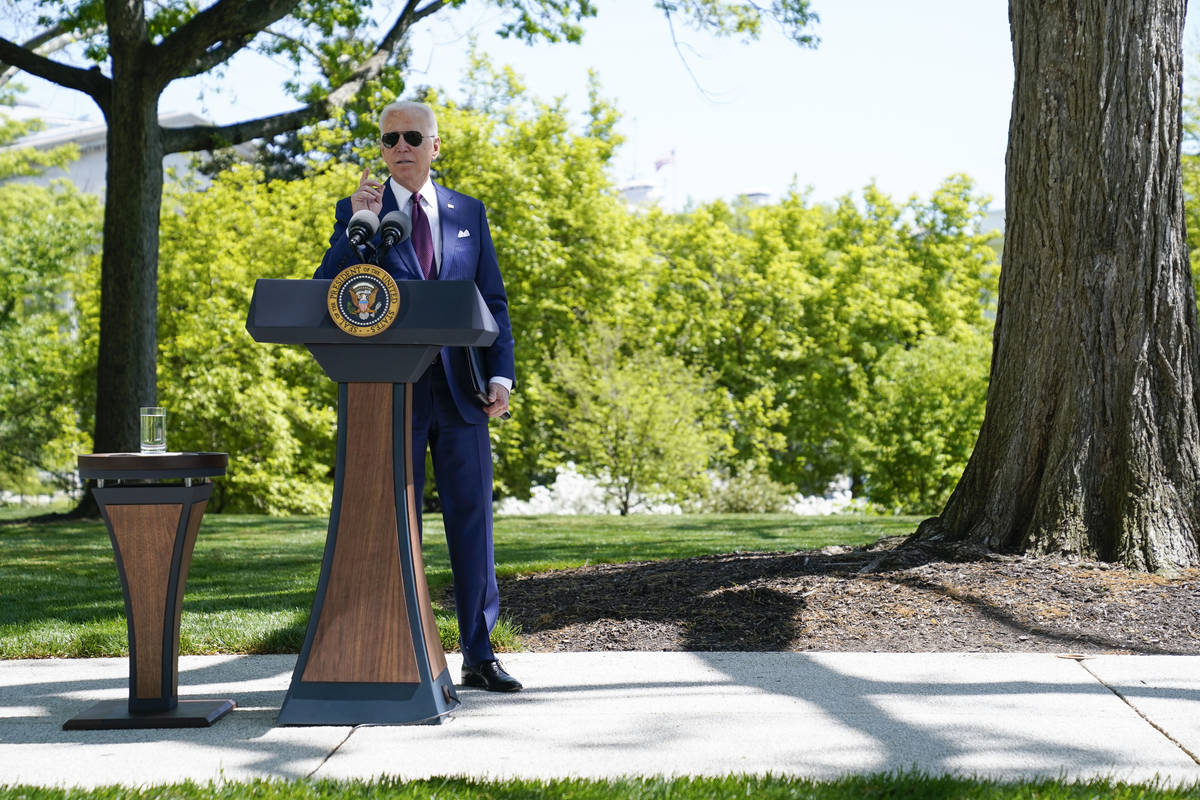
[378,101,438,134]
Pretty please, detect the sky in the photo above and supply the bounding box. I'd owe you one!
[397,0,1012,209]
[14,1,1200,211]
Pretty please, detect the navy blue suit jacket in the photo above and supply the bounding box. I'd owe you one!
[314,182,515,425]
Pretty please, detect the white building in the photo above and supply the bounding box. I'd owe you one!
[738,189,772,206]
[2,102,236,194]
[618,177,661,209]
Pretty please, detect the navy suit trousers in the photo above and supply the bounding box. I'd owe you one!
[410,358,499,666]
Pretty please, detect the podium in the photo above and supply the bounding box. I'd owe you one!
[66,452,233,729]
[246,278,498,725]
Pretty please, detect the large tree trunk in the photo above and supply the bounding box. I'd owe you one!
[71,8,161,519]
[915,0,1200,571]
[93,97,162,455]
[92,6,162,456]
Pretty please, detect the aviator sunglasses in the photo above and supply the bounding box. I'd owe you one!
[380,130,431,148]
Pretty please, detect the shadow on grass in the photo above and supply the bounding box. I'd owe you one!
[251,621,308,653]
[487,514,913,570]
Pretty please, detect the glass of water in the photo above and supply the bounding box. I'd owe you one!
[139,407,166,453]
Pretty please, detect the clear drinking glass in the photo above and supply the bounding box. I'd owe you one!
[139,407,166,453]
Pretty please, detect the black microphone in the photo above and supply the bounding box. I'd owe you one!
[346,209,380,248]
[379,210,413,251]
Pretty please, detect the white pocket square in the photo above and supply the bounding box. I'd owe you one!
[457,229,471,238]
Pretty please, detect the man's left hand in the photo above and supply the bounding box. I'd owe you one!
[484,382,510,418]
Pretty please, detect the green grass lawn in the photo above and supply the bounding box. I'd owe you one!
[1,774,1198,799]
[0,511,918,659]
[0,500,72,521]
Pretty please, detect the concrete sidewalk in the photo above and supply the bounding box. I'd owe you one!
[1,652,1198,788]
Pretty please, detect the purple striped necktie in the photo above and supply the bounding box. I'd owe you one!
[411,192,435,279]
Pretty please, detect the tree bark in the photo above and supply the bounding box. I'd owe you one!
[91,3,162,455]
[916,0,1200,571]
[92,97,162,453]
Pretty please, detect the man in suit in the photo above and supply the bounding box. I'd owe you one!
[315,100,520,692]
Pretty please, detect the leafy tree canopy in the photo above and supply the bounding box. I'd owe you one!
[0,93,100,491]
[0,86,77,176]
[551,324,727,514]
[644,176,999,495]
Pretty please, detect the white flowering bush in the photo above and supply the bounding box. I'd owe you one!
[496,465,863,516]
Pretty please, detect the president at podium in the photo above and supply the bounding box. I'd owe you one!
[314,100,520,692]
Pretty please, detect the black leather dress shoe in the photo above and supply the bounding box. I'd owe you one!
[461,659,523,692]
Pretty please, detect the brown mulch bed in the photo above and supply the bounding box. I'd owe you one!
[489,537,1200,654]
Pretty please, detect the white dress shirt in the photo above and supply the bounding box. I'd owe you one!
[388,176,441,276]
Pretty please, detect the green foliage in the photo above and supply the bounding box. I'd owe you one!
[155,167,345,514]
[643,194,821,485]
[694,462,795,513]
[0,98,100,493]
[0,183,101,490]
[490,0,597,43]
[645,177,999,497]
[657,0,820,48]
[550,325,726,514]
[799,177,998,491]
[856,333,992,514]
[0,101,79,177]
[1182,153,1200,301]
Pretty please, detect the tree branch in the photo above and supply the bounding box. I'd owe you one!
[659,7,731,103]
[337,2,419,90]
[411,0,448,25]
[261,27,326,68]
[161,102,327,153]
[0,23,73,88]
[180,32,257,78]
[161,3,418,154]
[152,0,299,87]
[396,0,424,26]
[22,22,69,52]
[0,35,110,106]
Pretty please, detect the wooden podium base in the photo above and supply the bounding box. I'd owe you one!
[63,698,235,730]
[277,382,459,726]
[69,454,234,731]
[277,673,457,726]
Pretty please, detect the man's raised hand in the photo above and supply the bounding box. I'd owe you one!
[350,168,384,215]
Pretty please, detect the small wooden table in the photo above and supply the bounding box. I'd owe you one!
[64,452,233,730]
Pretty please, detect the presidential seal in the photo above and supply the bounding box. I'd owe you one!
[327,264,400,337]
